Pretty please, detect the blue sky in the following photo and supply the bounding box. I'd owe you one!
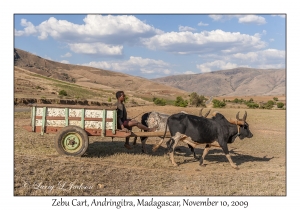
[14,14,286,79]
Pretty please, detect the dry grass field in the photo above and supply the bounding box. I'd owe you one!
[14,105,286,196]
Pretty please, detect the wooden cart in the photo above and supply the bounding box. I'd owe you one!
[23,104,170,156]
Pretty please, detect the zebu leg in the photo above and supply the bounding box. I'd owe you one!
[188,144,198,159]
[152,138,165,152]
[132,137,137,145]
[220,141,238,169]
[141,137,147,153]
[199,144,211,166]
[181,137,199,159]
[169,132,187,166]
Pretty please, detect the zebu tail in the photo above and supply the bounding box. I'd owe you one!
[152,116,169,152]
[162,116,169,140]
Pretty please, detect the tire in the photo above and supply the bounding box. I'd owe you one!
[55,126,89,156]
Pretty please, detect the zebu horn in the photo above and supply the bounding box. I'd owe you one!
[204,109,211,118]
[199,108,204,117]
[243,111,247,121]
[236,111,240,120]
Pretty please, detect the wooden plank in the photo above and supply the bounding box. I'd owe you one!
[81,108,85,129]
[112,110,116,135]
[27,126,131,138]
[86,129,131,137]
[31,106,35,132]
[41,107,46,135]
[31,104,117,110]
[65,108,69,126]
[101,109,106,137]
[130,131,171,137]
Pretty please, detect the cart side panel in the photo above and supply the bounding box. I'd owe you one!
[29,106,117,136]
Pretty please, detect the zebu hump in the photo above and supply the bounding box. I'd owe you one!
[146,112,169,131]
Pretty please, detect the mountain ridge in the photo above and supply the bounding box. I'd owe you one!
[14,48,285,98]
[152,67,285,96]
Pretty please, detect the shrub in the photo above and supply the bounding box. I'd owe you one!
[124,95,129,103]
[131,99,138,105]
[273,97,278,101]
[153,97,166,106]
[277,102,284,108]
[246,102,259,109]
[261,100,275,109]
[233,98,246,104]
[108,97,112,102]
[59,90,67,96]
[174,96,188,107]
[212,99,226,108]
[233,98,239,103]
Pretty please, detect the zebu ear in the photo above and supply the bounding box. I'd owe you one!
[212,111,219,117]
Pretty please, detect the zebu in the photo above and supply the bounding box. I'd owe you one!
[133,108,210,156]
[157,111,253,169]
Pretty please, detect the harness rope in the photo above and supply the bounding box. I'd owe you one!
[130,111,147,120]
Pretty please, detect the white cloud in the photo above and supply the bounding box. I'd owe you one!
[209,15,224,21]
[197,60,238,73]
[238,15,267,25]
[198,21,209,26]
[209,15,266,25]
[272,15,286,18]
[82,56,171,75]
[61,52,72,58]
[15,15,164,57]
[233,52,259,62]
[60,60,70,64]
[44,55,52,60]
[141,30,266,54]
[256,63,285,69]
[15,19,37,36]
[269,38,275,42]
[196,49,285,73]
[69,43,123,56]
[179,25,196,32]
[16,15,162,44]
[262,30,267,35]
[163,69,171,75]
[233,49,285,62]
[184,71,196,74]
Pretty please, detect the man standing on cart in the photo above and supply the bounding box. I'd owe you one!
[115,91,157,149]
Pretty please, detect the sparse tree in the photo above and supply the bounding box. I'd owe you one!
[189,92,207,107]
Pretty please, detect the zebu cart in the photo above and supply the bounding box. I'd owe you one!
[23,104,170,156]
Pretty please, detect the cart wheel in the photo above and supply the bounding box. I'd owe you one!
[55,126,89,156]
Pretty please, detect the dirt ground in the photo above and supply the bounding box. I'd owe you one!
[14,105,286,196]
